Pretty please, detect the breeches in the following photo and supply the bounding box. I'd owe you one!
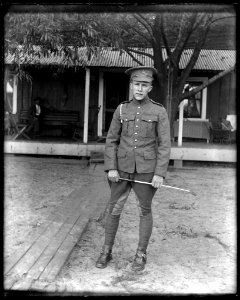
[108,170,156,216]
[104,170,157,250]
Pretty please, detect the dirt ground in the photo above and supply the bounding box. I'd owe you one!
[4,155,237,296]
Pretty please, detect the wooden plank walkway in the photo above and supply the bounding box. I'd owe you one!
[4,163,109,292]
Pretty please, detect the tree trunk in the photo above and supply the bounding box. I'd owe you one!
[169,95,180,139]
[158,78,168,108]
[149,79,168,107]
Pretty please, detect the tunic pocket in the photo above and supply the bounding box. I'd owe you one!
[121,114,135,136]
[144,150,157,160]
[141,115,158,137]
[117,148,127,158]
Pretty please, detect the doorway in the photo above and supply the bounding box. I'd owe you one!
[103,72,129,133]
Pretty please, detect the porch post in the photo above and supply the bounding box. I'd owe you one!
[12,75,18,114]
[201,87,207,119]
[178,99,188,147]
[98,71,104,137]
[83,68,90,143]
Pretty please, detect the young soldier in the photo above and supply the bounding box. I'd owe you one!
[96,66,171,271]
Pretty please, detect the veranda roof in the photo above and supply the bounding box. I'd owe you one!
[5,47,236,71]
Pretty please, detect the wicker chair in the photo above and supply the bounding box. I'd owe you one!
[209,121,231,144]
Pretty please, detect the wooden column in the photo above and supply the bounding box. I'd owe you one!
[201,87,207,119]
[97,71,104,137]
[83,68,90,143]
[13,75,18,114]
[175,99,188,168]
[178,99,188,147]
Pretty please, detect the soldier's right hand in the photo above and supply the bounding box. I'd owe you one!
[108,170,120,182]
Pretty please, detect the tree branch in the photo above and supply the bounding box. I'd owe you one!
[124,49,144,66]
[179,18,212,90]
[160,14,171,58]
[180,66,235,102]
[133,13,153,38]
[137,13,154,32]
[126,47,154,60]
[209,15,236,26]
[177,49,202,95]
[121,17,152,44]
[126,24,152,44]
[151,15,166,72]
[191,13,208,32]
[172,13,197,64]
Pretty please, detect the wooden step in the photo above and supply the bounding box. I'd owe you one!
[4,164,110,291]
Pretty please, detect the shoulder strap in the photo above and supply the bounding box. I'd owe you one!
[120,103,123,123]
[119,100,131,123]
[149,99,163,107]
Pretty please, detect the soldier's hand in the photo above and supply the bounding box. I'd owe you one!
[151,175,164,189]
[108,170,120,182]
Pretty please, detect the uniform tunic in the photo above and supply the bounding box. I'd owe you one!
[104,96,171,178]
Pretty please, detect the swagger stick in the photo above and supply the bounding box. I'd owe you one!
[119,177,196,196]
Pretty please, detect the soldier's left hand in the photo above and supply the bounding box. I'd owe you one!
[151,175,164,189]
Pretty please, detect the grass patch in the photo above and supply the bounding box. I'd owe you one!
[169,202,197,210]
[162,224,198,240]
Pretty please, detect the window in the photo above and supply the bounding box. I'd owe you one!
[185,78,207,120]
[5,74,17,114]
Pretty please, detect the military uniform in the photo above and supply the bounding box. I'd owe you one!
[96,66,171,271]
[104,96,171,177]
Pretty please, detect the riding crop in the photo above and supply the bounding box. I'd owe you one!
[119,178,196,196]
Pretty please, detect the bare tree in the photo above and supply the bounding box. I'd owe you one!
[118,12,236,127]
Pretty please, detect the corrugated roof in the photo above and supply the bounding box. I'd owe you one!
[5,47,236,71]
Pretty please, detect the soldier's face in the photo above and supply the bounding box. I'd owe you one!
[131,81,152,101]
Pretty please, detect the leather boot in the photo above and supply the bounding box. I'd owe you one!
[95,245,112,268]
[131,249,147,271]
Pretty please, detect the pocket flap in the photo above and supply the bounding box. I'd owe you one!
[117,149,127,158]
[144,150,157,159]
[141,115,158,122]
[122,114,135,122]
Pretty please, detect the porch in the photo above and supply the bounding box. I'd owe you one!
[4,136,236,163]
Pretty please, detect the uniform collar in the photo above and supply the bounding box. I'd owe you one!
[131,96,149,106]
